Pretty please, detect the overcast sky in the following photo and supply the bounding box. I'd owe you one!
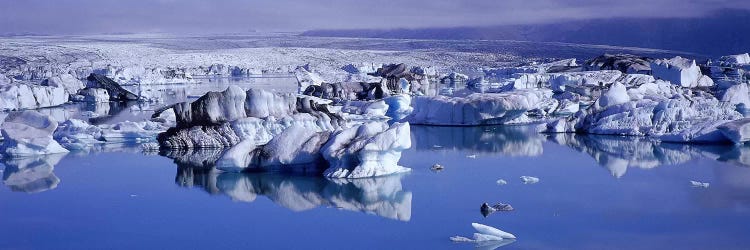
[1,0,748,34]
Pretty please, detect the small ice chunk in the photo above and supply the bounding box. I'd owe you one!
[496,179,507,185]
[466,154,477,159]
[481,202,514,217]
[520,176,540,184]
[431,164,444,171]
[471,223,517,239]
[450,236,474,242]
[690,180,710,188]
[473,233,503,242]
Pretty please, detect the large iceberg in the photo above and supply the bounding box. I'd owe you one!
[406,89,553,125]
[0,111,69,156]
[544,80,743,143]
[158,86,343,149]
[215,122,412,178]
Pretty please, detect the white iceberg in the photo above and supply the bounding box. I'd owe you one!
[0,111,69,156]
[651,56,714,88]
[406,89,553,125]
[216,122,412,178]
[520,176,539,184]
[690,180,710,188]
[451,223,516,245]
[0,83,67,111]
[323,122,412,178]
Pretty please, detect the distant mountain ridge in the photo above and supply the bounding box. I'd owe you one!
[303,9,750,57]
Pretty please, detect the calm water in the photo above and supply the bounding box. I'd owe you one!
[1,124,749,249]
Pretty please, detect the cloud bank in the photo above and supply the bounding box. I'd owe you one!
[1,0,749,34]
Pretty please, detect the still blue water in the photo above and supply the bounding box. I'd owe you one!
[1,125,749,249]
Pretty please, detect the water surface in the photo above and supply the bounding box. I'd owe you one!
[1,125,749,249]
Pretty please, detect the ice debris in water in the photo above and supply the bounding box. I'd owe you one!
[431,163,444,171]
[481,202,514,217]
[466,154,477,158]
[690,180,710,188]
[496,179,508,185]
[520,176,540,184]
[451,223,517,244]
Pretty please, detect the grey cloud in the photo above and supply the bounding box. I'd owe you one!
[0,0,748,34]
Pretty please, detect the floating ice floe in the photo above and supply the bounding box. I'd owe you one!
[431,164,444,171]
[53,119,165,151]
[0,111,69,156]
[481,202,514,217]
[690,181,710,188]
[406,89,553,125]
[214,122,412,178]
[520,176,540,184]
[496,179,508,185]
[451,223,516,246]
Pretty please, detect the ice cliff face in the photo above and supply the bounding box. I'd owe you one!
[651,56,714,88]
[0,83,67,111]
[158,86,344,149]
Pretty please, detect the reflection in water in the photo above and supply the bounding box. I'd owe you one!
[411,125,543,156]
[1,154,66,193]
[160,148,225,169]
[175,166,412,221]
[547,133,750,177]
[697,165,750,209]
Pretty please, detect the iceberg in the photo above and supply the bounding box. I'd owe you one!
[690,180,710,188]
[215,122,412,178]
[720,53,750,65]
[544,79,742,142]
[0,111,69,156]
[406,89,553,125]
[0,83,67,111]
[77,88,110,102]
[451,223,516,247]
[158,87,343,149]
[86,73,139,101]
[651,56,714,88]
[520,176,539,184]
[42,73,85,96]
[295,65,324,93]
[322,122,412,178]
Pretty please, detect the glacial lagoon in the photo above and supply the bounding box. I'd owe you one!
[2,123,749,249]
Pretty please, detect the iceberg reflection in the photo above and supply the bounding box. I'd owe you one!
[412,125,543,156]
[1,154,66,193]
[175,166,412,221]
[548,133,750,177]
